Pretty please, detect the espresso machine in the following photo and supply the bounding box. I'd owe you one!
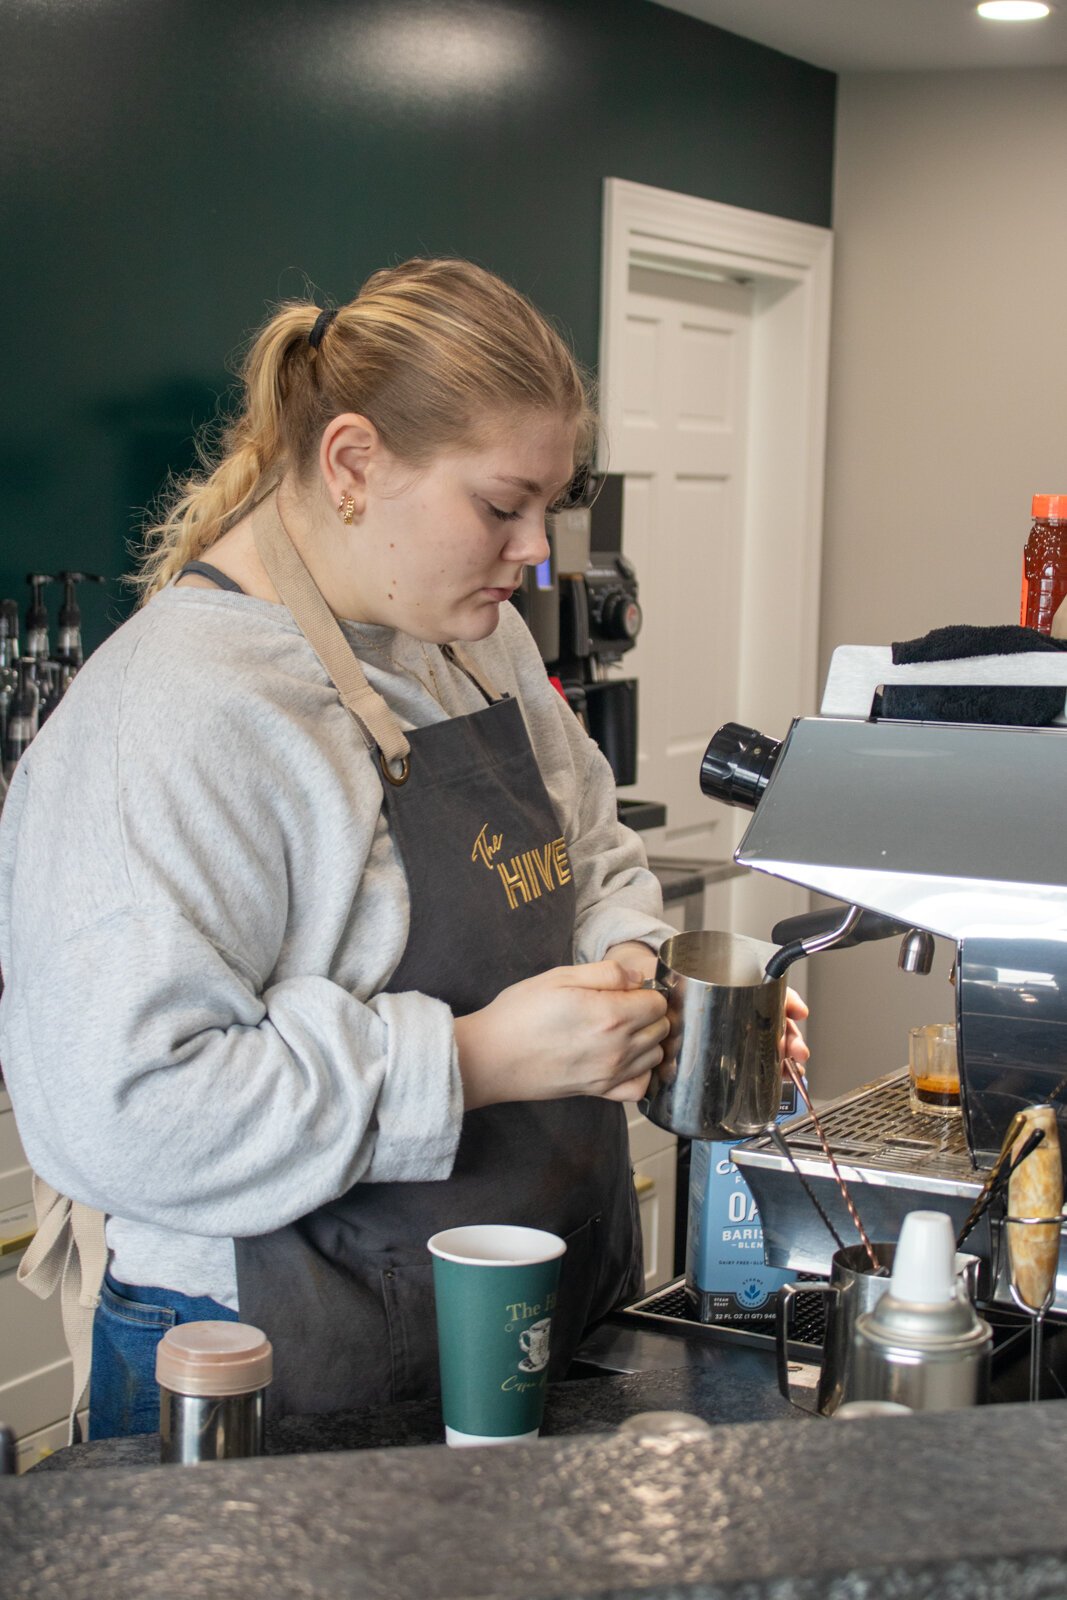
[702,644,1067,1318]
[512,474,642,788]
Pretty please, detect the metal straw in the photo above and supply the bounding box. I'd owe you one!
[766,1123,849,1255]
[782,1057,885,1276]
[955,1123,1044,1251]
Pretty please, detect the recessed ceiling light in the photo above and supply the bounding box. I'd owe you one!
[976,2,1051,20]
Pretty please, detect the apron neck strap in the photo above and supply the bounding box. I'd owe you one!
[252,494,411,771]
[442,642,503,706]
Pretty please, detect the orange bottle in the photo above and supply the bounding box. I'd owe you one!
[1021,494,1067,635]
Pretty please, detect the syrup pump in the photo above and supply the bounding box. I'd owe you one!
[25,573,54,662]
[55,571,106,686]
[2,571,107,783]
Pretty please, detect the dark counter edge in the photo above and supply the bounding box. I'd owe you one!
[617,797,667,832]
[6,1396,1067,1600]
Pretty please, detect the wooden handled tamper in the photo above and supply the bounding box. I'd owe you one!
[1006,1105,1063,1399]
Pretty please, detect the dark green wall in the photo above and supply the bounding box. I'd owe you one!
[2,0,835,652]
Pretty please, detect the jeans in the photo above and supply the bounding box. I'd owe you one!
[89,1273,238,1440]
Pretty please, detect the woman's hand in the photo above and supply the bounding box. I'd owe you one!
[603,943,812,1067]
[602,939,659,984]
[453,960,669,1111]
[783,987,810,1067]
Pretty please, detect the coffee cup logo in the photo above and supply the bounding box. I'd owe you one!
[518,1317,551,1372]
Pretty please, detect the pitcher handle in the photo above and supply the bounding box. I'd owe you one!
[776,1280,836,1416]
[637,980,671,1118]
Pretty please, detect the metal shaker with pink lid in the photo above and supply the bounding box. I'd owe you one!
[155,1321,273,1464]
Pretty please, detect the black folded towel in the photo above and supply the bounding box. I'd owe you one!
[877,624,1067,726]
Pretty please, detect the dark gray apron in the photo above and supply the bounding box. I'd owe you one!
[233,499,640,1419]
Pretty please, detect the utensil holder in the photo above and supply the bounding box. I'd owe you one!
[998,1209,1066,1401]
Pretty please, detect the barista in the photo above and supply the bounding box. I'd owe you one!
[0,258,807,1437]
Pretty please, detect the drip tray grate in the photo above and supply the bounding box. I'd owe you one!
[620,1274,826,1356]
[743,1071,976,1183]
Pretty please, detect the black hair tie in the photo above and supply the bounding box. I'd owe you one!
[308,307,338,350]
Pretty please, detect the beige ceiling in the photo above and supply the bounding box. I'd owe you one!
[650,0,1067,71]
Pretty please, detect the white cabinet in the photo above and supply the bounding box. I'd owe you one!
[0,1088,73,1471]
[626,1103,677,1295]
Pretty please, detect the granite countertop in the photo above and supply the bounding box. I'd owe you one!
[6,1385,1067,1599]
[26,1336,804,1472]
[6,1334,1067,1599]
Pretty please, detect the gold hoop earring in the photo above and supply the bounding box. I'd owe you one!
[338,493,356,526]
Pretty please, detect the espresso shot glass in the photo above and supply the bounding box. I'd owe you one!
[908,1023,960,1118]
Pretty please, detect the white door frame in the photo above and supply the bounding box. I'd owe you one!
[599,178,833,742]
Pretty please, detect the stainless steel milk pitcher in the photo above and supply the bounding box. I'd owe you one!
[640,931,786,1141]
[777,1242,896,1417]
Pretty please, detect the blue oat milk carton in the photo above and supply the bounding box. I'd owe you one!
[684,1079,798,1325]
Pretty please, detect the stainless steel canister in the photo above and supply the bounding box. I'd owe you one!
[640,931,786,1140]
[849,1290,992,1413]
[156,1321,273,1464]
[777,1245,982,1415]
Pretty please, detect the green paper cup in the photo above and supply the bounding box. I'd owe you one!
[428,1224,566,1448]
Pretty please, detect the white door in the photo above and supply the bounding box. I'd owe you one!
[599,180,833,944]
[613,264,754,855]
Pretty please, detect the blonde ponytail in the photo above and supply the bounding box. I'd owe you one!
[132,305,320,599]
[133,260,596,602]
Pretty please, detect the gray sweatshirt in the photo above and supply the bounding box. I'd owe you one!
[0,588,674,1308]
